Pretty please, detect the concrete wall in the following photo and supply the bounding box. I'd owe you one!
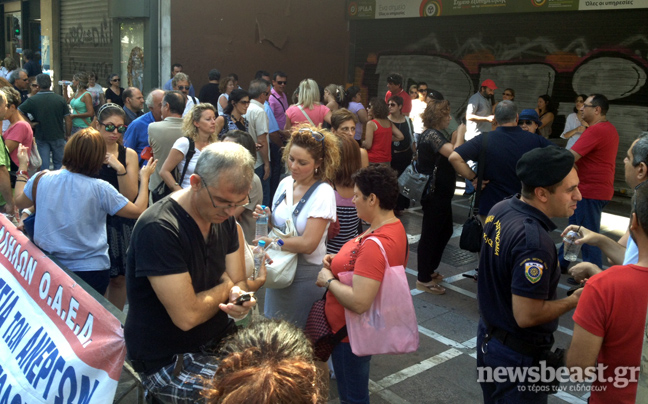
[170,0,349,97]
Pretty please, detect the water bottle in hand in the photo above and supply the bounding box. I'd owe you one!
[256,205,268,239]
[264,238,284,251]
[253,240,266,279]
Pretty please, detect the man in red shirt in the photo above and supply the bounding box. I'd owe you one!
[566,183,648,403]
[384,73,411,116]
[559,94,619,272]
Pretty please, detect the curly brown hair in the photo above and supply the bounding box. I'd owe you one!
[282,124,340,183]
[422,99,450,130]
[202,319,325,404]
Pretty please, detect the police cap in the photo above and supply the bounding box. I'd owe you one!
[516,146,574,187]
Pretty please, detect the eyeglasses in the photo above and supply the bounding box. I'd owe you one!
[519,120,535,126]
[111,78,120,82]
[177,86,190,90]
[583,104,596,108]
[200,177,250,209]
[239,100,250,105]
[276,81,287,85]
[388,102,398,107]
[100,122,128,134]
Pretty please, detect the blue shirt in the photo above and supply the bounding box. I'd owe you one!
[264,101,280,133]
[24,170,129,272]
[478,195,560,343]
[163,78,195,97]
[455,125,552,216]
[123,112,155,166]
[624,236,638,265]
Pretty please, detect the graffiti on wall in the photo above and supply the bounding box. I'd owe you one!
[364,33,648,192]
[62,18,112,49]
[61,17,113,80]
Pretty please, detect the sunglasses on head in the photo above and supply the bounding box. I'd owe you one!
[100,122,128,133]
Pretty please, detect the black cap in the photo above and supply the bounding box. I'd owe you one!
[427,89,444,101]
[516,146,574,187]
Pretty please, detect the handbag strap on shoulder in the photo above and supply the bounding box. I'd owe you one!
[31,170,49,214]
[273,181,323,221]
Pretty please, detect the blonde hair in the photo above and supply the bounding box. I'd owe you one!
[297,78,320,109]
[324,84,344,103]
[182,103,218,143]
[283,124,340,183]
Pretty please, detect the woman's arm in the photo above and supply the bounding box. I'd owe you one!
[316,267,381,314]
[159,148,185,191]
[214,116,225,137]
[391,122,404,142]
[323,110,332,125]
[114,148,139,201]
[452,123,467,149]
[362,121,376,150]
[356,108,369,126]
[14,145,32,210]
[4,139,18,154]
[218,95,228,111]
[360,148,369,168]
[114,158,157,219]
[258,217,329,255]
[538,112,554,130]
[284,114,292,130]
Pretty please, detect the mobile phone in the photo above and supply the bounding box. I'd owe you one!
[235,293,254,305]
[567,281,586,296]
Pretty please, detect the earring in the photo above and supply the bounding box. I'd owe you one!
[315,167,319,174]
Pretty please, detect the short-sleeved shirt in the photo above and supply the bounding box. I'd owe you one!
[264,101,280,134]
[123,111,155,166]
[571,121,619,200]
[23,60,41,77]
[465,91,492,140]
[3,121,33,166]
[410,99,427,135]
[272,177,336,264]
[172,137,201,188]
[478,196,560,343]
[246,100,269,169]
[18,91,69,141]
[455,125,552,216]
[24,170,129,271]
[239,174,263,243]
[198,83,221,106]
[385,89,412,115]
[348,101,365,140]
[325,221,408,341]
[286,104,330,128]
[163,79,195,97]
[269,89,288,129]
[0,137,10,206]
[624,236,638,265]
[572,264,648,403]
[417,129,455,199]
[560,112,582,150]
[87,83,104,107]
[124,198,239,364]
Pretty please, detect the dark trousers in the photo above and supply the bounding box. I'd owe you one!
[269,143,284,204]
[417,195,453,282]
[558,198,608,269]
[391,149,412,211]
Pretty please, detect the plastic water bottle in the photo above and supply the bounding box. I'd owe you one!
[264,238,284,251]
[253,240,266,279]
[256,205,268,239]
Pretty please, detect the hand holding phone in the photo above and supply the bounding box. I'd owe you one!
[235,292,255,305]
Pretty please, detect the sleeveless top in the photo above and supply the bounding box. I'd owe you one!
[367,119,393,163]
[97,144,127,190]
[218,114,248,139]
[326,190,360,254]
[70,91,91,128]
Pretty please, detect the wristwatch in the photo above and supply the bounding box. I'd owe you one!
[326,278,336,290]
[17,170,29,178]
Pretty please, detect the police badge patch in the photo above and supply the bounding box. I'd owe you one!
[525,262,543,284]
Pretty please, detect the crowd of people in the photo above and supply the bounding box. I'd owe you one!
[2,58,645,404]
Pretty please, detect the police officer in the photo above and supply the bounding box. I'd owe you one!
[476,146,583,403]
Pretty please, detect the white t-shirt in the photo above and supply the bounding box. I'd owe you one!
[561,112,582,150]
[410,99,427,135]
[172,136,202,188]
[183,95,199,117]
[271,177,336,264]
[217,93,229,116]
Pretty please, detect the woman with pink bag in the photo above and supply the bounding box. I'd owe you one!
[316,165,415,403]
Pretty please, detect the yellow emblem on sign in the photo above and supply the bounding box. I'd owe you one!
[525,262,543,284]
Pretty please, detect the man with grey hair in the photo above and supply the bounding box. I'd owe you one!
[162,63,195,97]
[124,89,165,166]
[18,73,70,169]
[8,69,29,102]
[172,72,199,116]
[125,142,263,401]
[449,100,553,218]
[247,78,271,204]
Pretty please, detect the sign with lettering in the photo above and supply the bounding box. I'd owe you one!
[346,0,648,19]
[0,216,125,404]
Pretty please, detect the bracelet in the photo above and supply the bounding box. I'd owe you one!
[116,171,127,176]
[325,277,337,290]
[22,208,32,216]
[15,179,26,183]
[471,174,478,181]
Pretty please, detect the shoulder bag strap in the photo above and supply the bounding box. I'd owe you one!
[271,93,286,112]
[297,105,316,126]
[292,181,322,220]
[31,170,49,214]
[473,132,489,216]
[177,137,196,185]
[405,116,415,146]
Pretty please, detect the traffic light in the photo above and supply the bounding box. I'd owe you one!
[13,17,20,38]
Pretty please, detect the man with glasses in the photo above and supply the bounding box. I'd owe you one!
[162,63,196,97]
[384,72,411,115]
[518,108,541,134]
[125,142,260,401]
[269,71,289,129]
[172,72,199,117]
[122,87,145,125]
[18,73,70,169]
[247,79,272,205]
[449,101,552,221]
[8,69,29,103]
[558,94,619,273]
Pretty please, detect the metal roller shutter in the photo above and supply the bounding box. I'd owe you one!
[60,0,113,83]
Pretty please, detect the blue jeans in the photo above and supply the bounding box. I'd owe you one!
[254,164,271,207]
[477,320,548,404]
[37,138,66,170]
[331,342,371,404]
[558,198,608,269]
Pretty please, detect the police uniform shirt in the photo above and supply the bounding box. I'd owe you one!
[477,195,561,344]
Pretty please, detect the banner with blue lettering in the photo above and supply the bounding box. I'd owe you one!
[0,215,125,404]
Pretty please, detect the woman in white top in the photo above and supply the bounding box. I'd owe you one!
[217,75,236,116]
[255,125,341,328]
[560,94,589,150]
[159,103,218,191]
[87,72,105,111]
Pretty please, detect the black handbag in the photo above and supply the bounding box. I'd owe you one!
[304,292,347,362]
[459,132,488,253]
[151,137,195,203]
